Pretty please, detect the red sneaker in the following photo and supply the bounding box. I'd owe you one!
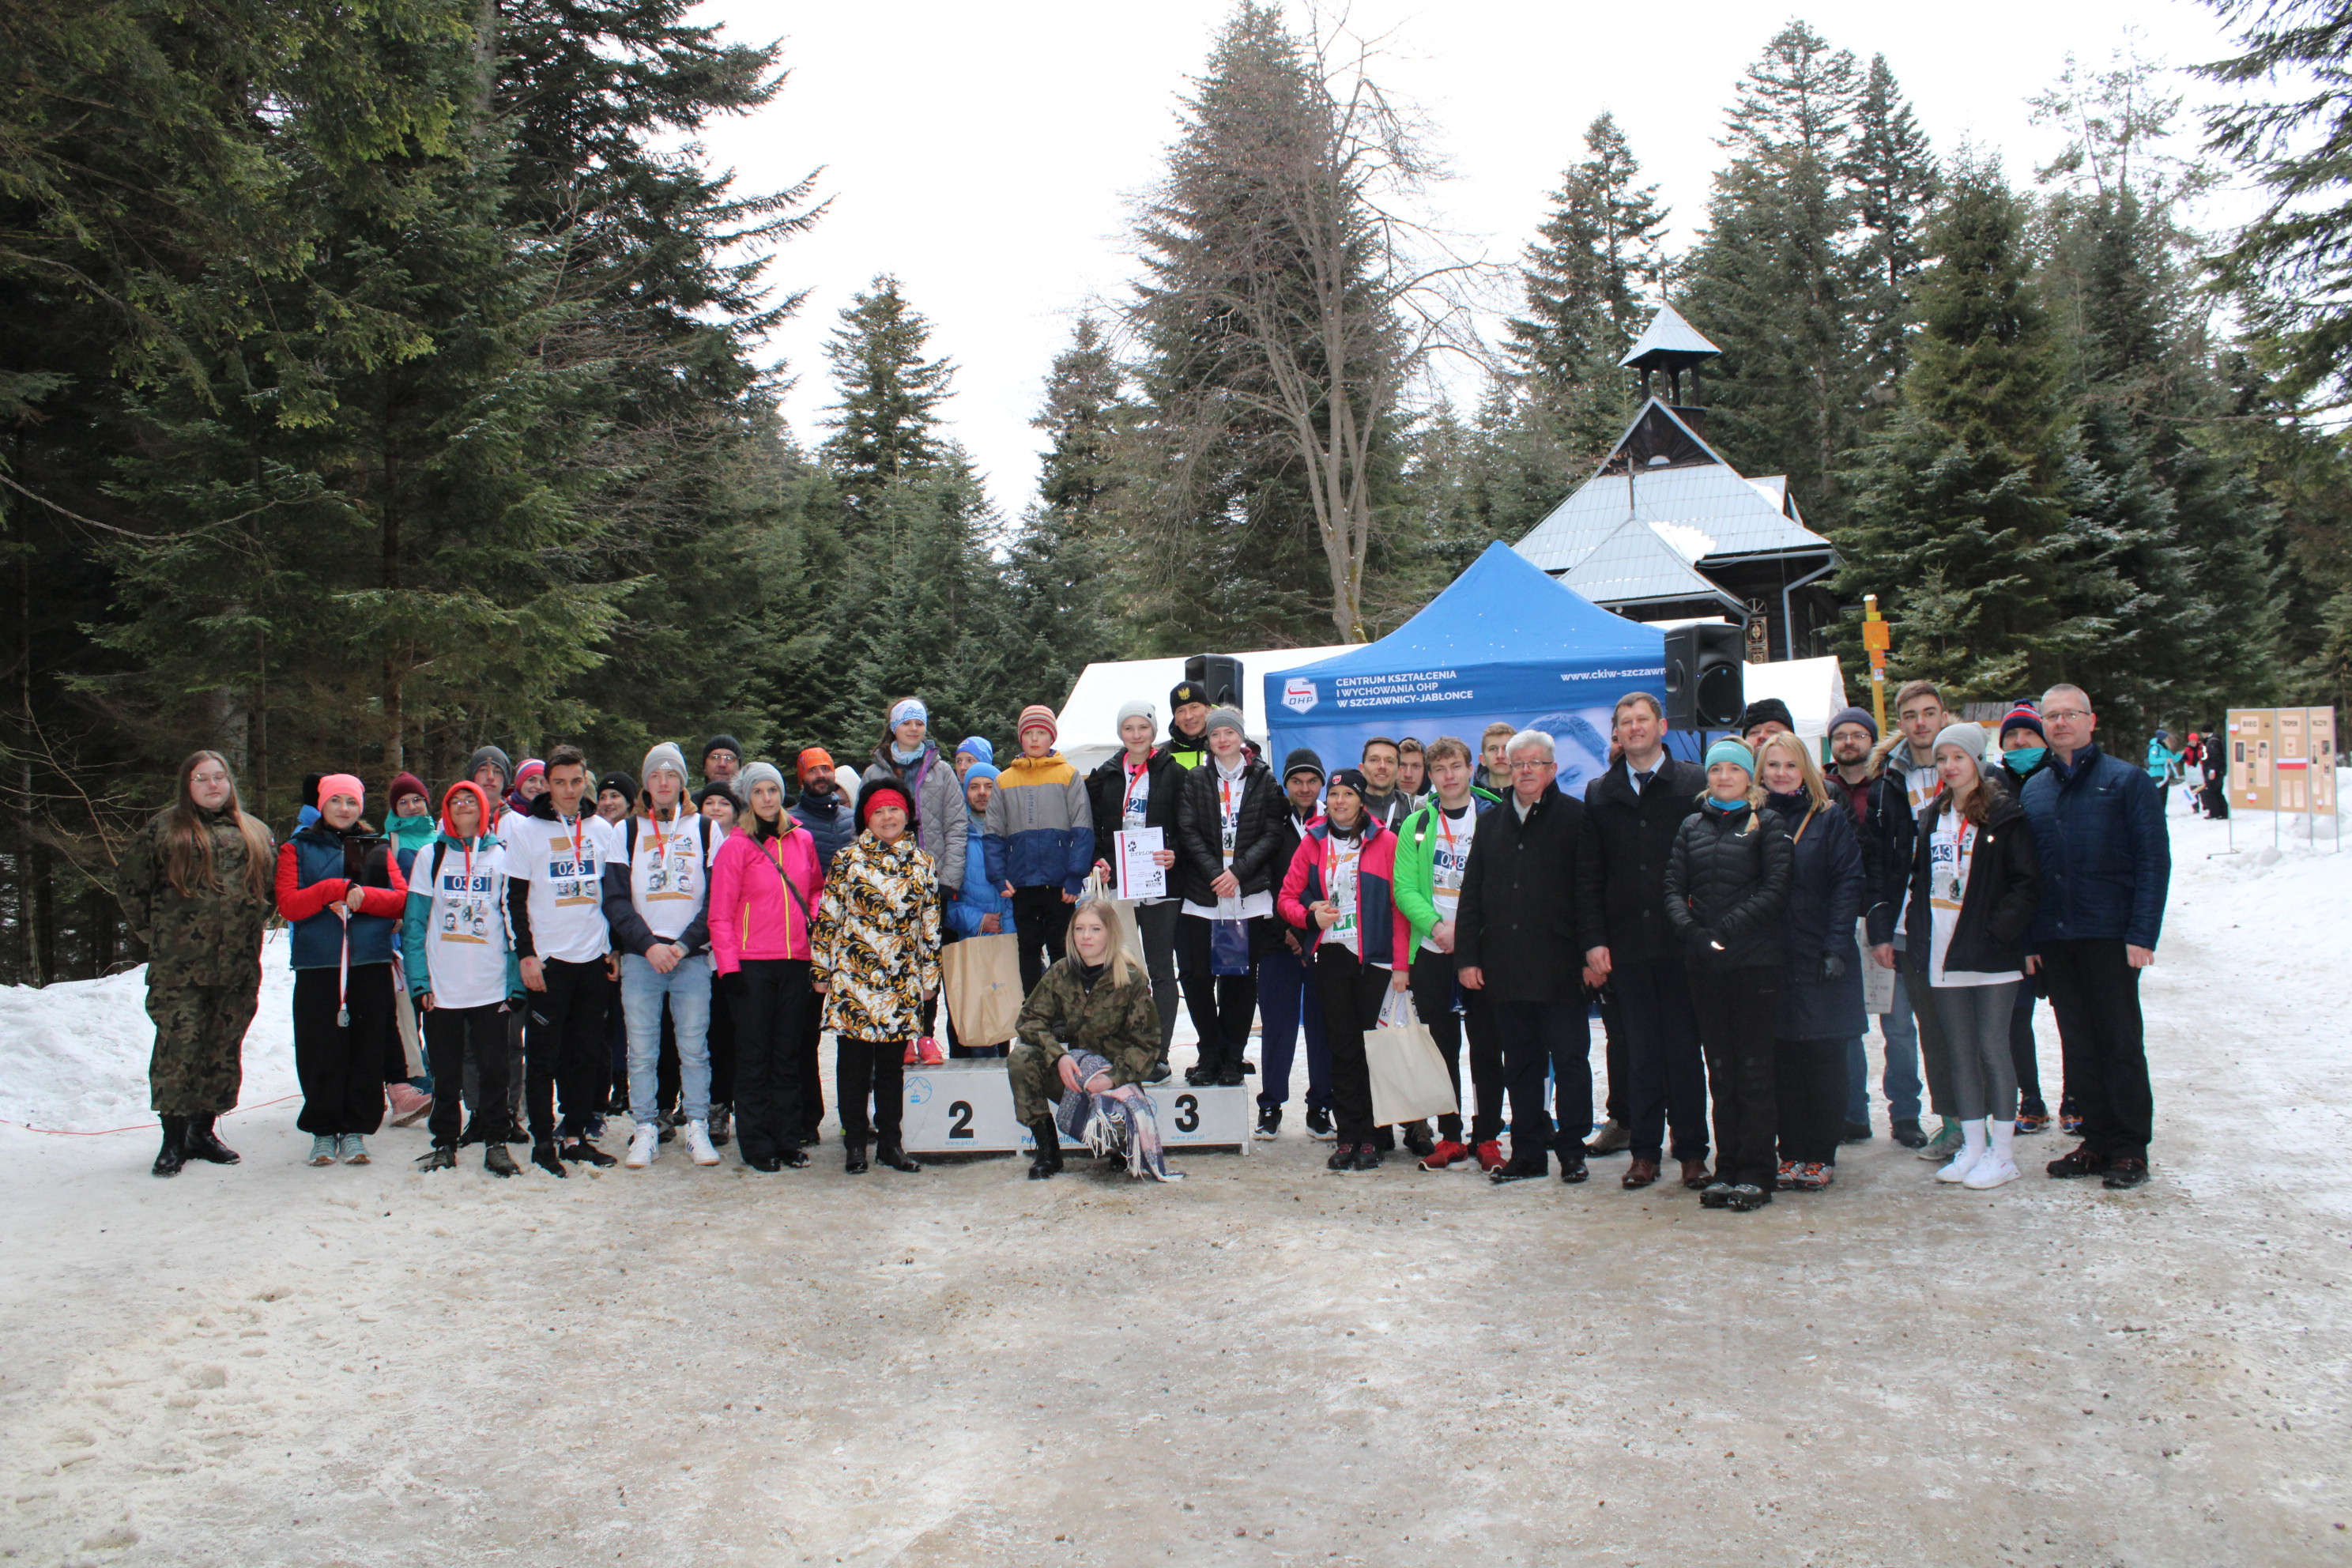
[1473,1139,1505,1173]
[916,1036,945,1065]
[1420,1139,1468,1171]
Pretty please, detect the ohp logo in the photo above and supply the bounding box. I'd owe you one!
[1282,676,1318,714]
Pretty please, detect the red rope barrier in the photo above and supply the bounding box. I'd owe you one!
[0,1093,300,1137]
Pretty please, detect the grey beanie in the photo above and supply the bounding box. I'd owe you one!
[641,741,689,786]
[1932,722,1988,767]
[1116,698,1156,728]
[466,744,513,790]
[738,760,786,797]
[1205,705,1246,737]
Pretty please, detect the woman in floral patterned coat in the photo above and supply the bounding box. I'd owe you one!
[811,776,942,1174]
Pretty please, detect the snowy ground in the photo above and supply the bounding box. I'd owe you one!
[2,798,2348,1566]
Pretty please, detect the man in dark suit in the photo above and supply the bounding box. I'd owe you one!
[1575,692,1712,1191]
[1455,729,1593,1184]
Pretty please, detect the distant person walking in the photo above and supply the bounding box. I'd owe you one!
[119,752,277,1178]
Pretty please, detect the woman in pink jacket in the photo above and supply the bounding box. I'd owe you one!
[708,762,826,1171]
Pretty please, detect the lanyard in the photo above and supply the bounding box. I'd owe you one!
[1219,775,1238,860]
[1124,756,1150,816]
[1319,831,1362,912]
[649,802,682,858]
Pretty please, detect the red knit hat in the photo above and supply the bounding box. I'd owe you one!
[388,771,429,810]
[1017,703,1057,743]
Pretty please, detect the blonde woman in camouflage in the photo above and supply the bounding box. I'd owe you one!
[117,751,278,1178]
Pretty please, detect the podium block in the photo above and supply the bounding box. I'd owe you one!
[899,1060,1253,1155]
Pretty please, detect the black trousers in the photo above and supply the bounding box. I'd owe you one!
[796,988,827,1137]
[1612,955,1708,1163]
[1773,1035,1848,1165]
[1012,887,1071,994]
[293,963,394,1136]
[2038,939,2153,1159]
[1491,996,1593,1167]
[1315,946,1391,1144]
[524,956,613,1143]
[728,958,809,1162]
[425,1003,509,1147]
[835,1037,904,1143]
[1408,948,1502,1144]
[464,1010,526,1129]
[1690,966,1780,1188]
[1177,913,1260,1072]
[2009,980,2043,1104]
[1599,985,1627,1126]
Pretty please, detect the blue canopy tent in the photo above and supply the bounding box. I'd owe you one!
[1264,542,1683,799]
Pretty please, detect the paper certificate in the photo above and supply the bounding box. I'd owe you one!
[1115,828,1167,900]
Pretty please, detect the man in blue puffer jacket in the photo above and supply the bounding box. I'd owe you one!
[2019,684,2169,1191]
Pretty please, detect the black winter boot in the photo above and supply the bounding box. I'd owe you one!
[151,1116,187,1178]
[183,1114,240,1165]
[876,1139,922,1173]
[843,1140,869,1174]
[1027,1118,1064,1180]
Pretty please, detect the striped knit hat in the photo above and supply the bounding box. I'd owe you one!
[1017,704,1057,742]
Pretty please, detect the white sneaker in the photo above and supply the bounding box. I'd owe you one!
[1936,1118,1989,1184]
[625,1121,660,1169]
[684,1119,722,1167]
[1966,1119,2019,1189]
[1964,1157,2021,1189]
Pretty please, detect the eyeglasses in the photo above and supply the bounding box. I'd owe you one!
[2043,709,2093,722]
[1508,758,1553,771]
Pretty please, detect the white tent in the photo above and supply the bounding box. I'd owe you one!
[1054,646,1356,775]
[1736,654,1851,742]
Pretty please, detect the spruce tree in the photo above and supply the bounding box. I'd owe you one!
[1836,160,2086,699]
[1846,55,1940,399]
[1680,22,1870,532]
[821,275,957,525]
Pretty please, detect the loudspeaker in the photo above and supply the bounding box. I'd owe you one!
[1184,654,1244,708]
[1663,624,1745,730]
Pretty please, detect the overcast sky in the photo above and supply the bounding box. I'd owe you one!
[692,0,2255,524]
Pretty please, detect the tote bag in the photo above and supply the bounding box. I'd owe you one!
[941,933,1023,1050]
[1364,987,1460,1126]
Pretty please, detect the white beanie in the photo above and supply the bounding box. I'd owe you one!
[642,741,689,786]
[1116,698,1155,728]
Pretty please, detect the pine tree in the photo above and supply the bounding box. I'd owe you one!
[1836,160,2086,699]
[1846,55,1940,399]
[1680,22,1870,533]
[999,318,1128,700]
[821,275,957,524]
[1507,113,1668,391]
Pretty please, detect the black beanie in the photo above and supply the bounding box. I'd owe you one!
[1738,697,1797,736]
[1282,748,1326,783]
[700,734,743,768]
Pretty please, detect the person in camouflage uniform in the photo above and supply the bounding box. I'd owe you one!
[1008,899,1170,1179]
[117,751,277,1175]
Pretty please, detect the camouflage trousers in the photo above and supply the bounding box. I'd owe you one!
[146,978,261,1116]
[1006,1041,1064,1125]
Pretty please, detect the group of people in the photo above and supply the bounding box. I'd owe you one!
[119,673,2171,1206]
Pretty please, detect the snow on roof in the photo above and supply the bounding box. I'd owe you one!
[1555,517,1739,608]
[1514,401,1833,586]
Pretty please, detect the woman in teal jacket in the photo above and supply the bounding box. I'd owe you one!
[400,781,524,1175]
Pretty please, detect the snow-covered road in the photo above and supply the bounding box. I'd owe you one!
[2,807,2346,1566]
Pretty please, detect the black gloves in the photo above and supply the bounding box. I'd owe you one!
[1819,950,1847,982]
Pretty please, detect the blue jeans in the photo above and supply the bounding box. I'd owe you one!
[1255,944,1331,1113]
[1847,967,1926,1125]
[622,952,711,1125]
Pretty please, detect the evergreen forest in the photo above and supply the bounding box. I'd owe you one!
[5,0,2350,981]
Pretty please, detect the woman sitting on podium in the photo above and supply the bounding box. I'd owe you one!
[1007,899,1182,1183]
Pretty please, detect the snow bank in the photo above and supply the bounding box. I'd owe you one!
[0,930,300,1133]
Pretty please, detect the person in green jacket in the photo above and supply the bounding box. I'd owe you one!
[1389,736,1506,1170]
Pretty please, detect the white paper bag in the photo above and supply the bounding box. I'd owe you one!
[1859,916,1894,1015]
